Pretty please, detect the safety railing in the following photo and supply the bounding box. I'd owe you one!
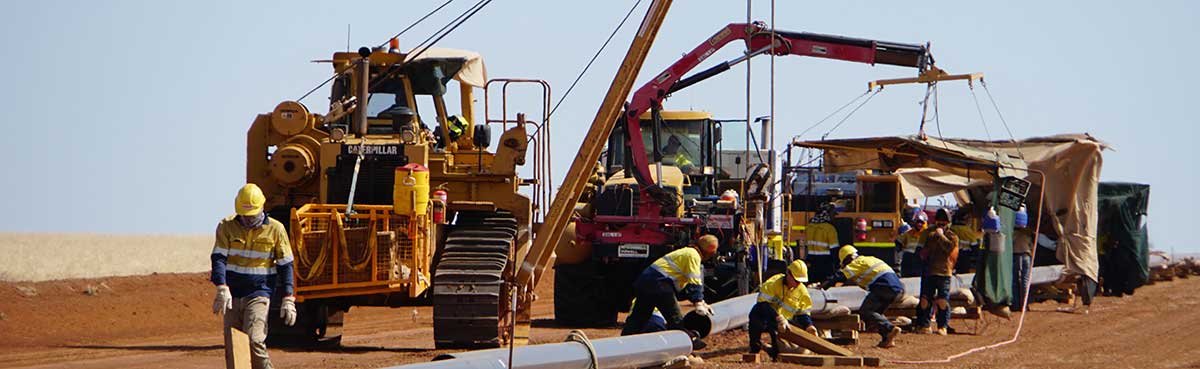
[289,204,432,300]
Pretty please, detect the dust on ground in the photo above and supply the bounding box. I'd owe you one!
[2,270,1199,369]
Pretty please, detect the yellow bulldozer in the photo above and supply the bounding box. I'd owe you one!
[245,43,551,348]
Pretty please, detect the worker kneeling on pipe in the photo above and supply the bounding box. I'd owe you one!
[622,235,719,349]
[820,245,904,348]
[749,260,815,360]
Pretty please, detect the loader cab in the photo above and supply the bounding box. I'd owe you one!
[604,110,718,201]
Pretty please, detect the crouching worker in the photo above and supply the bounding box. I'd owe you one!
[211,184,297,369]
[630,298,668,333]
[821,245,904,348]
[622,235,719,349]
[749,260,815,360]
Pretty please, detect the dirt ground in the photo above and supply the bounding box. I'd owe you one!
[2,270,1199,369]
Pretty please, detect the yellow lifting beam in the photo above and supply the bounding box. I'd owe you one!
[868,66,983,90]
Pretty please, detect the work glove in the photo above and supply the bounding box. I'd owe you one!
[775,314,789,331]
[281,296,298,326]
[694,301,713,317]
[213,285,232,315]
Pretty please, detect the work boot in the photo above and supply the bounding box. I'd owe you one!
[914,325,932,334]
[878,326,901,348]
[935,327,948,336]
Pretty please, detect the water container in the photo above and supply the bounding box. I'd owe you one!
[394,164,430,216]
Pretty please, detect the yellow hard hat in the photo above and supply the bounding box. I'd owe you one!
[787,260,809,283]
[838,245,858,264]
[235,184,266,216]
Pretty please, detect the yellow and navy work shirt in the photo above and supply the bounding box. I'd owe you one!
[949,225,981,250]
[647,247,705,302]
[211,215,295,298]
[896,229,926,254]
[804,223,839,256]
[756,274,812,320]
[834,255,897,289]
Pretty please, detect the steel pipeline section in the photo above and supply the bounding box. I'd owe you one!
[384,330,692,369]
[684,265,1065,337]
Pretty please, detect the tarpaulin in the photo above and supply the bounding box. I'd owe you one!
[1097,182,1150,295]
[793,134,1108,285]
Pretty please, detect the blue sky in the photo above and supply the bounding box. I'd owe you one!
[1,1,1194,253]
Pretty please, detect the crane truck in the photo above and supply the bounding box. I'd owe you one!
[550,21,936,326]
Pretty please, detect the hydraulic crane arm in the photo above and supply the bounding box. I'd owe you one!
[623,22,932,195]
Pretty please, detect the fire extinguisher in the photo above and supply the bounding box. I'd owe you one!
[432,188,448,224]
[855,217,869,242]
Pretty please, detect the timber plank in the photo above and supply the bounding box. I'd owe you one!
[778,354,835,366]
[779,326,855,356]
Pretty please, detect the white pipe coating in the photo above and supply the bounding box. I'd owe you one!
[383,330,692,369]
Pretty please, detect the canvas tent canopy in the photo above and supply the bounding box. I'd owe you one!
[792,134,1108,284]
[405,47,489,88]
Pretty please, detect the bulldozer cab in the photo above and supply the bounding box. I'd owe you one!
[327,49,484,150]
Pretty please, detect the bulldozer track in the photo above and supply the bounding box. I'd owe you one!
[432,210,517,349]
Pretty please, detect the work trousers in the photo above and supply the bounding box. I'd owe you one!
[747,301,812,356]
[955,247,977,274]
[1011,253,1032,311]
[622,279,684,336]
[224,295,272,369]
[914,275,952,329]
[860,284,902,337]
[807,254,836,283]
[899,250,925,278]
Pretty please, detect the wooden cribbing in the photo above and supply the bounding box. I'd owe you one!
[779,325,854,356]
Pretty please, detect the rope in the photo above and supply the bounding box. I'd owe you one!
[375,0,456,49]
[565,330,599,369]
[296,1,457,102]
[894,168,1047,365]
[981,80,1025,160]
[932,82,950,150]
[365,0,494,93]
[548,0,644,118]
[407,0,494,62]
[969,85,993,140]
[794,90,871,140]
[820,89,880,140]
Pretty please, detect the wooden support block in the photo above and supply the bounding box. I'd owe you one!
[827,329,859,345]
[778,354,835,366]
[832,356,865,366]
[813,314,863,331]
[227,327,250,369]
[742,353,762,363]
[779,326,855,357]
[862,357,885,367]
